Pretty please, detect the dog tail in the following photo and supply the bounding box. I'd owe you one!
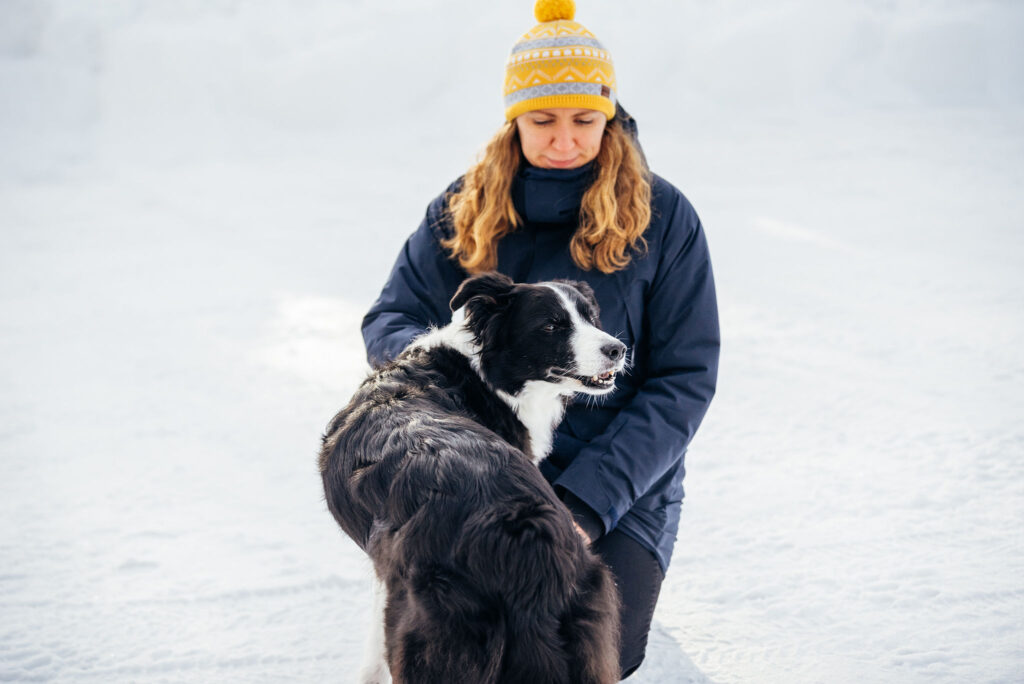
[561,558,622,684]
[453,495,620,683]
[388,561,507,683]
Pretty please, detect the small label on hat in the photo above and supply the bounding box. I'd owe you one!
[601,85,610,98]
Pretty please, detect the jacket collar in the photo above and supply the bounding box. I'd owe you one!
[512,161,596,227]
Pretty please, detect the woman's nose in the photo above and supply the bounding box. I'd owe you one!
[551,126,575,151]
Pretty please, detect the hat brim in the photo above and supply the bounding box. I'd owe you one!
[505,94,616,122]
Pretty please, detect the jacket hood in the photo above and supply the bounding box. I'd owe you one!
[615,102,647,168]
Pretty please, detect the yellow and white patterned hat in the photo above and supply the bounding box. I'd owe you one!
[503,0,617,121]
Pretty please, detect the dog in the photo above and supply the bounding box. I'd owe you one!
[319,272,626,683]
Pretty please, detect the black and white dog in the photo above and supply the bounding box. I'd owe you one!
[319,273,627,684]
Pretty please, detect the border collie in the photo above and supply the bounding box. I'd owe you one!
[319,273,626,684]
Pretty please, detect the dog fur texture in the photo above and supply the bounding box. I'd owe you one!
[319,273,625,684]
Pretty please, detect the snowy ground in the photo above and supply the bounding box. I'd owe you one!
[2,1,1022,682]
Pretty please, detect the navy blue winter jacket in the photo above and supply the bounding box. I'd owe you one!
[362,145,719,573]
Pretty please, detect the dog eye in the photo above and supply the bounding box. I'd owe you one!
[541,323,556,333]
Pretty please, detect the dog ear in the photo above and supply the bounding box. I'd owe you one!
[449,272,515,312]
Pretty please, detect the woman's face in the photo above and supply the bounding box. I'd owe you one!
[515,108,607,169]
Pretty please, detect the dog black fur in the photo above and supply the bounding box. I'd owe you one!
[319,273,622,684]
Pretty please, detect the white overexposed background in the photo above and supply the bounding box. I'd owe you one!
[1,1,1022,682]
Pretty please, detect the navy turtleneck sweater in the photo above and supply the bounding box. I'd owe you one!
[362,161,720,573]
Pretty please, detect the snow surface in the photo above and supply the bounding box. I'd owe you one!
[2,1,1023,682]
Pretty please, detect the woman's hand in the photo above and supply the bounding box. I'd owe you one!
[572,520,592,545]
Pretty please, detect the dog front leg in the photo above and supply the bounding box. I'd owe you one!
[359,574,392,684]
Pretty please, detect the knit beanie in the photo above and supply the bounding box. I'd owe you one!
[503,0,617,122]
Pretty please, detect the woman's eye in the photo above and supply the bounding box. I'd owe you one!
[575,119,594,125]
[532,120,553,126]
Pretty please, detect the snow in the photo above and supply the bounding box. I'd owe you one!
[1,1,1022,682]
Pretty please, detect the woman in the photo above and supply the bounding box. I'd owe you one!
[361,0,719,678]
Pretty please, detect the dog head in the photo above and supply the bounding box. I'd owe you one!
[450,273,627,397]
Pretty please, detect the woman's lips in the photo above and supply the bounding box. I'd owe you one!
[544,156,580,168]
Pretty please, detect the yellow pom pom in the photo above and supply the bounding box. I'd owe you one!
[534,0,575,23]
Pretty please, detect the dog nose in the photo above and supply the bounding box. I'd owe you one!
[601,341,626,362]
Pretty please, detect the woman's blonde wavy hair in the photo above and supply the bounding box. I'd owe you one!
[442,117,652,274]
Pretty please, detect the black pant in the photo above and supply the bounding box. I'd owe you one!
[590,529,666,680]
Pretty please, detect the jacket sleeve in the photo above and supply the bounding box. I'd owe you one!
[553,190,720,536]
[362,187,468,367]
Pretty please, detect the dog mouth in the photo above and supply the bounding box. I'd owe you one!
[550,368,618,390]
